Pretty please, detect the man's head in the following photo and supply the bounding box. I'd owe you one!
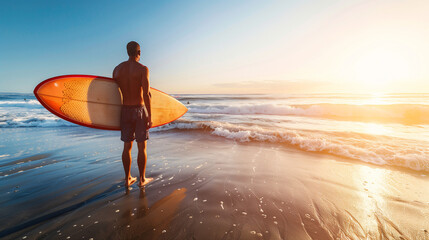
[127,41,141,61]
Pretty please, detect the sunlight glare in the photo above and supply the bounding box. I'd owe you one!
[361,123,389,136]
[359,166,387,228]
[353,48,410,92]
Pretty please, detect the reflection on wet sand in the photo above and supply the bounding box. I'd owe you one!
[359,166,387,230]
[357,166,416,239]
[113,187,187,239]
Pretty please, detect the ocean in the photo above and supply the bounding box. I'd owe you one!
[1,92,429,239]
[2,92,428,172]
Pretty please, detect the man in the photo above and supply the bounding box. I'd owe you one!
[113,41,153,187]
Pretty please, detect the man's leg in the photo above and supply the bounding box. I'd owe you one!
[137,141,153,186]
[122,141,137,187]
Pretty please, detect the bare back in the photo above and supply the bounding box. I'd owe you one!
[113,61,149,106]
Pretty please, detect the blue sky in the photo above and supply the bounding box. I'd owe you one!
[1,0,428,94]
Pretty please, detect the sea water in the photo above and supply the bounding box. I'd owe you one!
[1,92,428,172]
[1,92,429,239]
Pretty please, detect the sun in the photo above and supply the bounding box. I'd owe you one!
[352,47,410,92]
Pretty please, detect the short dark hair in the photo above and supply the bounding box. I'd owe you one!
[127,41,140,57]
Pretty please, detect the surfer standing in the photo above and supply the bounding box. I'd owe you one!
[113,41,153,187]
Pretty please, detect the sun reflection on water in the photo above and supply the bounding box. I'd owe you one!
[356,93,388,105]
[359,122,390,136]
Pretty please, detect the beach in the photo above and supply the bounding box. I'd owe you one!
[1,93,429,239]
[3,0,429,238]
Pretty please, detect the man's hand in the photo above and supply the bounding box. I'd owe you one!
[148,119,153,128]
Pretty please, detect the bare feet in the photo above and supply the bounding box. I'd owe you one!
[138,177,153,187]
[125,176,137,187]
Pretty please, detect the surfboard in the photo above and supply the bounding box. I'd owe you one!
[34,75,187,130]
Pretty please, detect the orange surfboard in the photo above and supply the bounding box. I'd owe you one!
[34,75,187,130]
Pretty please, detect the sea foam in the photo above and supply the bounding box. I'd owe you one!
[156,120,429,172]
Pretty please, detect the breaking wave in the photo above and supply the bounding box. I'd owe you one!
[155,120,429,172]
[188,103,429,124]
[0,96,74,128]
[0,114,75,128]
[2,92,428,172]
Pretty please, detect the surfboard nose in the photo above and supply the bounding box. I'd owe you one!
[34,78,61,96]
[34,77,68,115]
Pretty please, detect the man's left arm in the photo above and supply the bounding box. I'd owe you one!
[142,66,152,128]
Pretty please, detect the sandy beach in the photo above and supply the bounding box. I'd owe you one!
[1,126,428,240]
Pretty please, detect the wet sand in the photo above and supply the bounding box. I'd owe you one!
[1,127,428,239]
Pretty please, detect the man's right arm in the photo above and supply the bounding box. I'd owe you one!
[113,65,124,104]
[142,66,152,128]
[112,65,118,80]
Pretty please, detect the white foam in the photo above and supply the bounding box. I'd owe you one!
[0,110,75,128]
[0,100,40,105]
[0,100,41,109]
[159,120,429,172]
[0,97,76,128]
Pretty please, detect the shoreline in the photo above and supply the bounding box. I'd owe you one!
[1,127,428,239]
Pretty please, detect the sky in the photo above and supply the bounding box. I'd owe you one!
[1,0,428,94]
